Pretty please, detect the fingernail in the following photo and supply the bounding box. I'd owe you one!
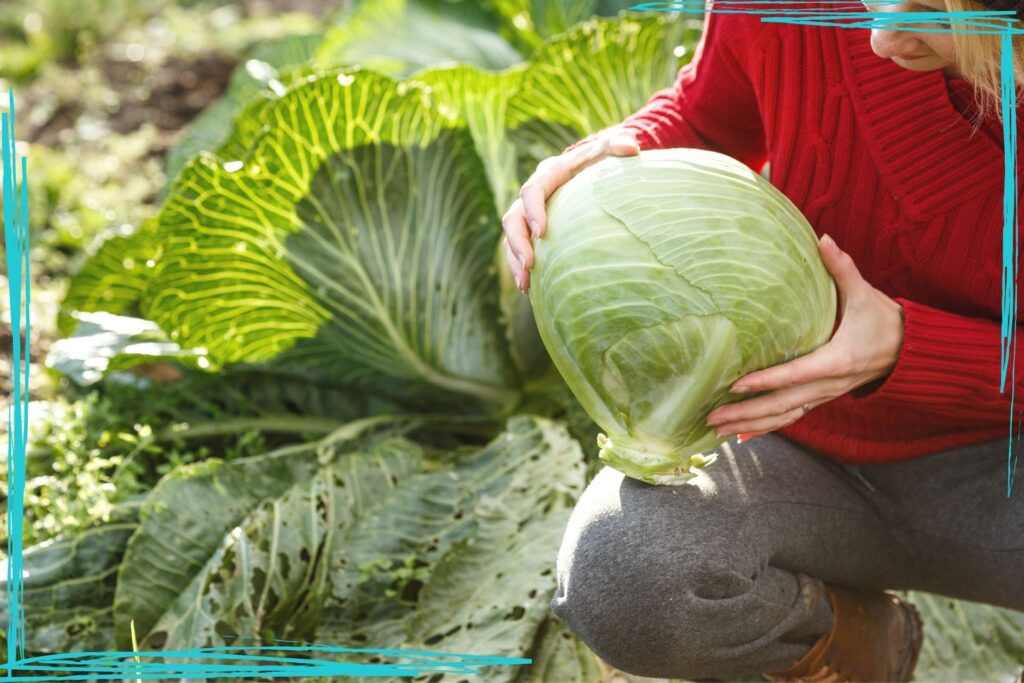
[515,251,526,267]
[737,431,767,444]
[714,427,729,438]
[731,384,750,393]
[706,415,723,426]
[515,275,522,290]
[821,233,834,247]
[529,220,540,236]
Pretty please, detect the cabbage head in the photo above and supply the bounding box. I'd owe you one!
[529,148,837,485]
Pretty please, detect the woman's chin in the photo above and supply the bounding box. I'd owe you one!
[891,55,948,72]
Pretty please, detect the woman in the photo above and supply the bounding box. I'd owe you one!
[501,0,1024,680]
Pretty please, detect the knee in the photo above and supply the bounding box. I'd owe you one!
[549,474,753,678]
[551,557,748,679]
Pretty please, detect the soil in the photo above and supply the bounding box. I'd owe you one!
[101,51,238,137]
[29,51,238,155]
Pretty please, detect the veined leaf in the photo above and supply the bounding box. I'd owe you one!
[68,18,705,410]
[164,33,326,189]
[909,591,1024,681]
[118,416,587,680]
[144,466,340,650]
[0,505,139,655]
[409,64,526,218]
[168,0,521,192]
[492,0,647,52]
[146,70,519,408]
[508,15,698,167]
[403,498,573,683]
[517,616,604,683]
[316,416,587,682]
[58,219,162,338]
[316,0,522,79]
[405,63,552,381]
[112,441,324,648]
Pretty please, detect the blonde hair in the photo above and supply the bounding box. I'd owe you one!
[945,0,1024,120]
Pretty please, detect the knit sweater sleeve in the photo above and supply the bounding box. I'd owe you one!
[851,297,1024,423]
[563,8,768,171]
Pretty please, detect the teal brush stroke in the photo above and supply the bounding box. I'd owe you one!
[633,1,1022,497]
[1000,27,1021,496]
[3,88,30,673]
[4,645,530,681]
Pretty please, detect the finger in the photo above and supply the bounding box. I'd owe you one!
[501,199,534,270]
[707,379,843,427]
[730,341,854,394]
[522,139,615,238]
[503,238,526,291]
[607,130,641,156]
[819,234,866,308]
[713,398,823,438]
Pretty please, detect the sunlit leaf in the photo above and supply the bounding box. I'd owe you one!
[316,0,522,78]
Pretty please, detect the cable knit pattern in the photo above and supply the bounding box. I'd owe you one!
[583,3,1024,463]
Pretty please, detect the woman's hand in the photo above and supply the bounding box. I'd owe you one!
[705,234,905,441]
[501,127,641,293]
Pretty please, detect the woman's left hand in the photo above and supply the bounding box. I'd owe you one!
[705,233,905,442]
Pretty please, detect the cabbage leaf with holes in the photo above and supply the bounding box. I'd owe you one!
[530,148,837,484]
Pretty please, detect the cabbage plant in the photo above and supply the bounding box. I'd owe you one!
[529,148,837,484]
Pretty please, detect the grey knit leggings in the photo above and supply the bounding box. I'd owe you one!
[550,435,1024,680]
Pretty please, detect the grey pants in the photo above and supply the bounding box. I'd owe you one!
[550,434,1024,680]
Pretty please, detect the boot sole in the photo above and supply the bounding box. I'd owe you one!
[894,599,925,682]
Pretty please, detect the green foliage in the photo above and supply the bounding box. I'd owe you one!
[315,416,590,682]
[92,416,590,681]
[163,32,327,188]
[489,0,651,54]
[908,591,1024,681]
[113,436,326,648]
[506,16,700,174]
[316,0,523,78]
[521,617,605,682]
[0,510,139,656]
[6,376,270,548]
[5,362,396,552]
[0,0,170,80]
[62,15,691,414]
[57,226,163,337]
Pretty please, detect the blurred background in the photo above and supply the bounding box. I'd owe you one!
[0,1,1021,681]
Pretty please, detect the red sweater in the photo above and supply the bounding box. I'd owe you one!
[576,5,1024,463]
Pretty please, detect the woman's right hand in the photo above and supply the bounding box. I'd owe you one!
[501,126,642,294]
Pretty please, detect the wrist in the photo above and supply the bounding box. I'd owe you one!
[881,300,905,379]
[851,298,904,398]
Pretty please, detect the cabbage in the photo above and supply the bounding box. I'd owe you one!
[529,148,837,484]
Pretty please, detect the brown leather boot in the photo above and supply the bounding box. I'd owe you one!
[761,585,924,682]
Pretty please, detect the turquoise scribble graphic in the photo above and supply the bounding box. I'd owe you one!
[8,645,531,681]
[3,88,30,675]
[634,1,1022,497]
[2,0,1022,679]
